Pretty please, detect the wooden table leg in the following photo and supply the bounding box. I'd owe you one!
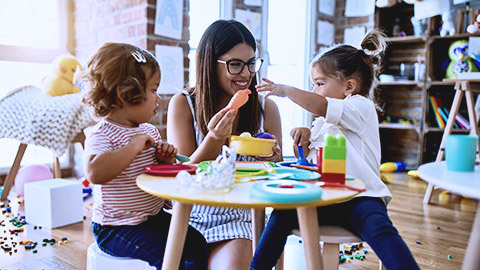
[1,143,27,201]
[251,208,265,256]
[297,207,323,270]
[461,202,480,270]
[423,88,464,204]
[162,202,193,270]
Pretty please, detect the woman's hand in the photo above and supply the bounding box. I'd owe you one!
[207,108,238,141]
[255,134,283,162]
[155,141,178,164]
[291,128,311,146]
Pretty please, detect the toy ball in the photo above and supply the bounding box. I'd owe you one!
[15,165,53,196]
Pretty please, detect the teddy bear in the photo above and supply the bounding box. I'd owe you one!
[440,11,456,37]
[42,55,82,96]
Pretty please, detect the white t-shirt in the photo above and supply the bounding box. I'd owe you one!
[306,94,392,205]
[83,119,165,225]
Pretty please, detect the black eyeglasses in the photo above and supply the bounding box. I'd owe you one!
[217,58,264,75]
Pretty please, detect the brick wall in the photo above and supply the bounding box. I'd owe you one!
[315,0,374,51]
[73,0,190,138]
[73,0,259,139]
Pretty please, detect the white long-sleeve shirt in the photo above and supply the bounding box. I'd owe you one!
[306,94,392,205]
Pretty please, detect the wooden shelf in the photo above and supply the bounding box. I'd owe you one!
[387,36,426,43]
[378,81,422,86]
[379,123,420,130]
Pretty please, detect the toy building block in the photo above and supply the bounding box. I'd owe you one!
[322,133,346,184]
[24,178,83,228]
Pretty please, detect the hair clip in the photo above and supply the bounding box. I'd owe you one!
[131,51,147,63]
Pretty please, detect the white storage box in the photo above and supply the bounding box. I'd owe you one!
[25,178,83,228]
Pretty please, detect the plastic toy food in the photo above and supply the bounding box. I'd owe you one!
[226,89,251,110]
[240,132,252,137]
[255,132,274,140]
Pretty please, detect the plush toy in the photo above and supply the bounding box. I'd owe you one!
[445,40,479,79]
[467,9,480,34]
[42,55,82,96]
[440,11,456,37]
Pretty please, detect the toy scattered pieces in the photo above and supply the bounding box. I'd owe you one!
[448,254,452,259]
[339,242,367,264]
[407,170,419,178]
[416,241,421,244]
[226,89,251,111]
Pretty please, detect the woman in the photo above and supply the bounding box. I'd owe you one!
[167,20,282,269]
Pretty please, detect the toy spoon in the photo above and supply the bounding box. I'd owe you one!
[296,144,309,166]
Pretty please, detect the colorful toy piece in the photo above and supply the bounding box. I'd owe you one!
[226,89,251,110]
[321,133,346,184]
[380,161,406,173]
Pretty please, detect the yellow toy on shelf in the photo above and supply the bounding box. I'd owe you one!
[42,55,82,96]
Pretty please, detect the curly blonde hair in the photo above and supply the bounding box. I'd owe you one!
[82,43,160,117]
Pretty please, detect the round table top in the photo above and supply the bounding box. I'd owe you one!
[136,173,365,209]
[418,161,480,200]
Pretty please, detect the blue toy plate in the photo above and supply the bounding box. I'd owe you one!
[276,161,317,168]
[251,180,322,203]
[272,167,320,180]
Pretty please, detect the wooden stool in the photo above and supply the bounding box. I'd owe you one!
[275,226,385,270]
[0,131,85,202]
[423,79,480,204]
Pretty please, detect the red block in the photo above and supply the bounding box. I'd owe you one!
[321,172,345,184]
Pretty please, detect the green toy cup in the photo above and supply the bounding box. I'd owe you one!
[445,135,478,172]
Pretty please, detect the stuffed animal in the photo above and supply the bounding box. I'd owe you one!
[42,55,82,96]
[445,40,479,79]
[467,9,480,34]
[440,11,456,37]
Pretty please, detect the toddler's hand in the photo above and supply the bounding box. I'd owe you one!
[291,128,311,146]
[256,78,290,98]
[155,142,178,164]
[130,134,156,154]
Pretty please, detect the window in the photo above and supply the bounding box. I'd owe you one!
[0,0,71,173]
[264,0,315,157]
[188,0,222,87]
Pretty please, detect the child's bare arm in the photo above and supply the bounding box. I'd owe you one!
[154,141,178,164]
[256,78,328,116]
[84,134,155,184]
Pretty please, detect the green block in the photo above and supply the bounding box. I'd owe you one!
[323,133,346,160]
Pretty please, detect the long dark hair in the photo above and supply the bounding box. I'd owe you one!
[190,19,262,136]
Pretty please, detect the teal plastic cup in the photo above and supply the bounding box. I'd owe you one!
[445,135,478,172]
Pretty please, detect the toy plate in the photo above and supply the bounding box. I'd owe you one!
[144,164,196,176]
[276,161,317,167]
[271,167,320,180]
[251,180,322,203]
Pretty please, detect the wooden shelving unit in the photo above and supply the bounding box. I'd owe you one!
[375,3,478,169]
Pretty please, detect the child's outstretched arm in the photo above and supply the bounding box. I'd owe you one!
[84,134,155,184]
[154,141,178,164]
[256,78,327,116]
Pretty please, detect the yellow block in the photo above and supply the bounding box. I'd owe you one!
[322,159,346,174]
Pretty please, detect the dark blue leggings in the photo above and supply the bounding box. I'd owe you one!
[250,197,419,270]
[92,210,209,270]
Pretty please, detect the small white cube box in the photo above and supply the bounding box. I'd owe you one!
[24,178,83,228]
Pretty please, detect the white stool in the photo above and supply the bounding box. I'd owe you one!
[87,242,155,270]
[276,226,385,270]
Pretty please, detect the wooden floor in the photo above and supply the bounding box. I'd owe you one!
[0,172,477,270]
